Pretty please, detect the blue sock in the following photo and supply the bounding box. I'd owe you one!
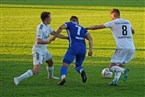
[60,65,68,76]
[75,66,83,73]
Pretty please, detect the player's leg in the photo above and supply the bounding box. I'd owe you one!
[110,63,129,81]
[109,63,125,73]
[109,49,127,86]
[46,58,59,80]
[58,49,75,85]
[109,49,128,73]
[75,63,87,83]
[14,52,42,85]
[109,71,121,86]
[109,63,123,86]
[122,49,135,81]
[44,51,59,80]
[75,49,87,83]
[14,65,41,85]
[111,49,135,82]
[75,55,84,73]
[58,62,70,85]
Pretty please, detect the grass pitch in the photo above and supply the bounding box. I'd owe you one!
[0,0,145,97]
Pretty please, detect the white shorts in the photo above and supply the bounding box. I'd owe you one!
[111,49,135,65]
[32,49,52,65]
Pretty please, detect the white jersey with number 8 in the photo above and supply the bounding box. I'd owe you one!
[104,18,135,49]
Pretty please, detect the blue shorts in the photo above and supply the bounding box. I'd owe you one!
[63,45,86,66]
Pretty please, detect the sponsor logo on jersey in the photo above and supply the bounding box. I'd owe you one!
[75,36,84,40]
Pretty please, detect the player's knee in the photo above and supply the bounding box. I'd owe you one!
[46,59,53,67]
[32,69,40,75]
[62,62,69,68]
[74,64,79,68]
[109,63,117,68]
[32,66,40,75]
[118,64,124,67]
[63,59,72,66]
[109,63,115,72]
[49,61,53,66]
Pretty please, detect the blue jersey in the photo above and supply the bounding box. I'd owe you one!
[65,22,88,47]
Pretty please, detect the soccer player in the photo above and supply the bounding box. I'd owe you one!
[14,12,68,85]
[86,9,135,86]
[49,16,93,86]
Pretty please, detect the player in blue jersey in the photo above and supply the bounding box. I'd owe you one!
[49,16,93,86]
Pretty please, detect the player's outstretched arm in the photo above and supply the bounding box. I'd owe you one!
[51,31,68,39]
[37,38,51,44]
[53,24,67,39]
[57,34,68,39]
[48,24,68,43]
[86,24,106,30]
[86,33,93,57]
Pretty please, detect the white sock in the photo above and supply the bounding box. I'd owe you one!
[18,70,33,81]
[110,66,125,73]
[114,72,121,81]
[80,69,83,73]
[46,66,54,77]
[61,75,66,79]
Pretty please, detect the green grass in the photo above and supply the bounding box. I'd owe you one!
[1,0,144,7]
[0,0,145,97]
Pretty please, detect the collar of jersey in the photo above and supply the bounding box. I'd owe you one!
[72,22,78,25]
[41,22,48,27]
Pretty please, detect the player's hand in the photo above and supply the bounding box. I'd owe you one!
[48,37,56,44]
[88,50,93,57]
[85,28,88,30]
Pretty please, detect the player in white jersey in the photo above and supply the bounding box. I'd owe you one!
[14,12,68,85]
[86,9,135,86]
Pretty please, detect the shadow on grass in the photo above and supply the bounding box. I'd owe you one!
[1,0,144,7]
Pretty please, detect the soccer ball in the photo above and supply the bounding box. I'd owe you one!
[101,68,113,78]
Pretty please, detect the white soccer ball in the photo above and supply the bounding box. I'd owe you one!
[101,68,113,78]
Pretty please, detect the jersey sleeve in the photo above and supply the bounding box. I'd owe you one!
[65,22,70,28]
[104,21,114,28]
[36,26,43,39]
[85,32,89,36]
[84,29,88,36]
[49,26,54,33]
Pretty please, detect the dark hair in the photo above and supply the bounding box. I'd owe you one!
[111,9,120,16]
[41,12,50,21]
[70,16,78,22]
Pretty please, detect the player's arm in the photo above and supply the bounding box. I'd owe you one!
[85,33,93,57]
[51,31,68,39]
[55,24,67,37]
[86,24,106,30]
[37,38,51,44]
[36,29,51,44]
[48,24,67,43]
[132,28,135,34]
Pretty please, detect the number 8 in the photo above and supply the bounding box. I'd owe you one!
[122,25,127,35]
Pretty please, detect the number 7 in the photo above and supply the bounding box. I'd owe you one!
[76,25,81,35]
